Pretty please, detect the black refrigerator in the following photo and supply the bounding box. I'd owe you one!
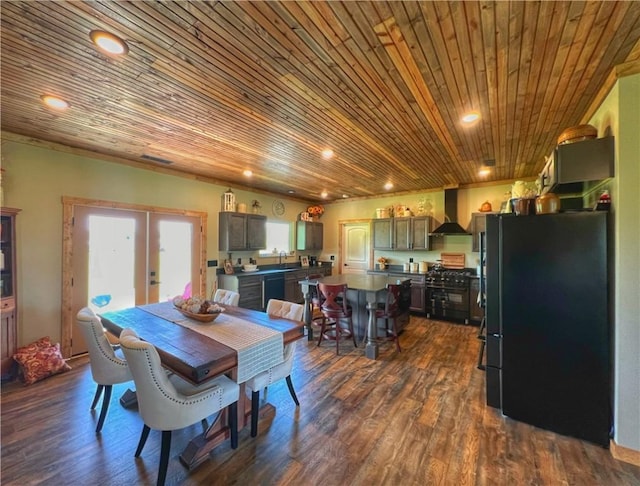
[485,211,611,446]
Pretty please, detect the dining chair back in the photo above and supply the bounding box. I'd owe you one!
[76,307,133,433]
[119,329,239,486]
[213,288,240,306]
[317,282,357,355]
[368,282,407,352]
[244,299,304,437]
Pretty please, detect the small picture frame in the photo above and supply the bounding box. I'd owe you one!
[300,256,309,267]
[224,260,235,274]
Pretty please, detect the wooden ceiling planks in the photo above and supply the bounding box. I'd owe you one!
[1,1,639,202]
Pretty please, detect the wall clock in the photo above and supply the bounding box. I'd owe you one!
[272,199,285,216]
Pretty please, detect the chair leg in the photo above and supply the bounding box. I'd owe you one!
[135,424,151,457]
[316,316,327,348]
[229,402,238,449]
[391,318,401,353]
[157,430,172,486]
[285,375,300,406]
[251,390,260,437]
[90,384,104,410]
[349,317,357,348]
[95,384,112,433]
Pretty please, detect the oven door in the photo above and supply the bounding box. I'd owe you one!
[426,287,470,322]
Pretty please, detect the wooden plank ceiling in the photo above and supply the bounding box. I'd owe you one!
[2,1,640,202]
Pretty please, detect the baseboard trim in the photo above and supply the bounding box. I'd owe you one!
[611,440,640,466]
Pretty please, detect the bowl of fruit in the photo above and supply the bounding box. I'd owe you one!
[172,296,224,322]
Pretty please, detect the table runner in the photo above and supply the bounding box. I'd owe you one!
[140,302,283,384]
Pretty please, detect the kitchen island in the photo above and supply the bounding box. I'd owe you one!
[299,274,410,360]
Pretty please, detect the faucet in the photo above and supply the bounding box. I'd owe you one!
[278,250,288,267]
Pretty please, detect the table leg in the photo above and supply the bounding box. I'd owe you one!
[179,384,277,470]
[365,300,379,360]
[302,283,314,341]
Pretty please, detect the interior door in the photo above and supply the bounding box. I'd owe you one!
[340,222,370,274]
[70,207,202,355]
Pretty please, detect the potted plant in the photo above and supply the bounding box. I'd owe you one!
[377,256,388,270]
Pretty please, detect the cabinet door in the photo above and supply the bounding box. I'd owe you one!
[470,213,496,252]
[219,213,247,251]
[411,216,431,250]
[410,285,425,313]
[311,222,323,250]
[238,275,263,310]
[393,218,411,249]
[372,219,393,249]
[247,214,267,250]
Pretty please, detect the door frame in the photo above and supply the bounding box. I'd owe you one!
[338,219,372,275]
[61,196,207,358]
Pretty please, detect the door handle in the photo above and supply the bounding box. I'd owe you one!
[150,280,161,285]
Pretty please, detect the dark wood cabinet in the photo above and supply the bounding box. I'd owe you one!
[296,221,323,251]
[375,217,432,250]
[469,277,483,322]
[470,212,498,252]
[218,274,263,310]
[1,207,20,380]
[388,273,426,314]
[219,212,266,251]
[372,218,393,249]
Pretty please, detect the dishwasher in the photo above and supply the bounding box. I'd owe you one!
[262,273,285,310]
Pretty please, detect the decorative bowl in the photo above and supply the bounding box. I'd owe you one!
[243,264,258,272]
[174,306,223,322]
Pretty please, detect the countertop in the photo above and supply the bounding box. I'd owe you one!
[218,263,330,277]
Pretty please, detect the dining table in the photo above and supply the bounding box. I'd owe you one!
[99,300,304,470]
[298,274,410,360]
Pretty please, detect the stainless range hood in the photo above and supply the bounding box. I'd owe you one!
[430,188,471,236]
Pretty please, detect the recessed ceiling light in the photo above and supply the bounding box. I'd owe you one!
[288,190,295,194]
[321,149,334,159]
[342,194,349,198]
[90,30,129,56]
[461,111,480,124]
[243,170,253,177]
[41,95,69,111]
[321,191,328,198]
[478,168,491,177]
[384,182,393,190]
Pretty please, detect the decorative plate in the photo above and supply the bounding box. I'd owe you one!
[272,199,285,216]
[174,306,223,323]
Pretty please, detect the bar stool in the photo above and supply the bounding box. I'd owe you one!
[317,282,357,355]
[362,283,404,352]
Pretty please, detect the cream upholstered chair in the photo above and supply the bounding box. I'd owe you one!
[76,307,133,433]
[244,299,304,437]
[119,329,239,486]
[213,288,240,306]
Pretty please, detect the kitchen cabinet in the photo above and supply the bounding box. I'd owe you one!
[372,218,393,249]
[296,221,323,251]
[285,269,309,303]
[393,216,432,250]
[469,277,483,322]
[539,136,614,195]
[469,212,498,252]
[1,208,20,381]
[387,273,426,314]
[374,217,432,250]
[218,274,263,311]
[219,212,267,251]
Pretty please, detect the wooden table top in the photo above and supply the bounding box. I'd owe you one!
[100,304,304,385]
[300,274,410,292]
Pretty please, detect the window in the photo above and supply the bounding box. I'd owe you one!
[260,220,291,256]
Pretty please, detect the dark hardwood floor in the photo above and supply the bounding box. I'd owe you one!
[2,316,639,485]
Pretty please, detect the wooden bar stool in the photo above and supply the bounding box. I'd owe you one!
[362,283,404,352]
[317,282,357,355]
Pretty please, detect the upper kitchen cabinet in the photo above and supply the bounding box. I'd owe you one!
[469,212,499,252]
[394,216,432,250]
[375,216,432,250]
[296,221,323,251]
[539,136,614,195]
[219,212,267,251]
[372,218,393,250]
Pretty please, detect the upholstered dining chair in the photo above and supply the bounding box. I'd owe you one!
[244,299,304,437]
[317,282,357,355]
[213,288,240,306]
[119,329,239,486]
[76,307,133,433]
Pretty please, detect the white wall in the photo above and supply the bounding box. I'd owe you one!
[590,73,640,453]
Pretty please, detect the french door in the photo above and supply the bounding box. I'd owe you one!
[62,198,206,356]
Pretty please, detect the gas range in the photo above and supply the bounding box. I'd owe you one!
[425,269,472,289]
